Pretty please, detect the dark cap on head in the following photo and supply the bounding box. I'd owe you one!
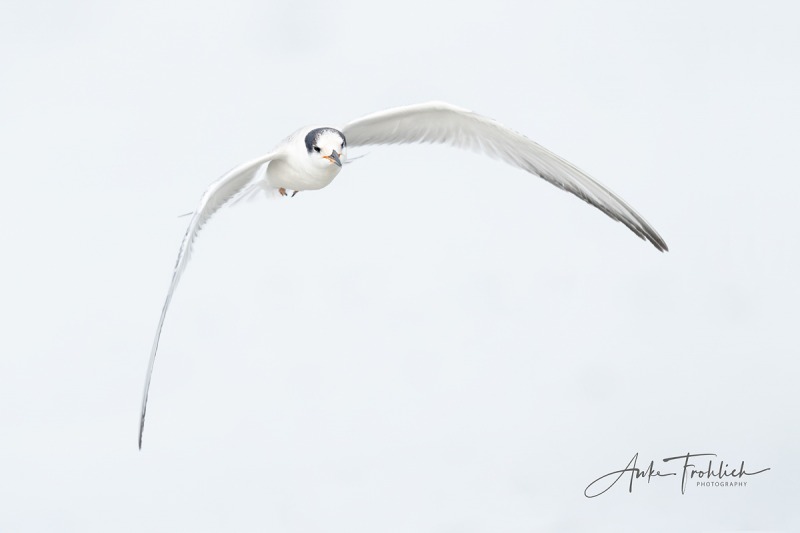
[304,128,346,153]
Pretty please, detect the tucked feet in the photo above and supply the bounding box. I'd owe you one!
[279,188,287,197]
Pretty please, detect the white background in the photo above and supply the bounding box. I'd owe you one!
[1,1,798,531]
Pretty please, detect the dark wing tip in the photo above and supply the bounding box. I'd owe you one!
[636,228,669,252]
[636,227,668,252]
[643,228,669,252]
[138,393,149,450]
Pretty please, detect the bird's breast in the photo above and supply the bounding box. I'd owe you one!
[267,159,341,191]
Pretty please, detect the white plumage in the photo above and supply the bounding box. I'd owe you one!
[138,101,667,449]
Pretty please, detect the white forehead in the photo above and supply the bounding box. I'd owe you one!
[316,131,344,146]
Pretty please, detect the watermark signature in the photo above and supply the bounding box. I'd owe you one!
[584,453,770,498]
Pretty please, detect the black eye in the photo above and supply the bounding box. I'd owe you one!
[314,146,321,153]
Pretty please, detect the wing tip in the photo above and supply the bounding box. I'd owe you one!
[643,229,669,253]
[138,409,146,450]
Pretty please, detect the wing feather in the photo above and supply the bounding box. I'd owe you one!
[138,150,281,449]
[343,101,667,251]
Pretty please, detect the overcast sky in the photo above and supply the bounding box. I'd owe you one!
[1,1,798,531]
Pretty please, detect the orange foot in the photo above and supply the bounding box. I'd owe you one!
[279,188,287,197]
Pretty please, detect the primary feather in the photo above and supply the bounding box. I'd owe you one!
[138,151,280,449]
[343,101,667,251]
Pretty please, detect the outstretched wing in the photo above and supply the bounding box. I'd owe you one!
[343,101,667,251]
[139,150,282,449]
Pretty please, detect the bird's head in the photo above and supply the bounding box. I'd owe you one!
[304,127,346,169]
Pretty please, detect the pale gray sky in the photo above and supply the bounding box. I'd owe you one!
[1,1,798,531]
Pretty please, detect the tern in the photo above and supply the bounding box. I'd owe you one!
[138,101,668,449]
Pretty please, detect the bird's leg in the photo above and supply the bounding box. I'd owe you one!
[291,190,299,198]
[279,188,287,197]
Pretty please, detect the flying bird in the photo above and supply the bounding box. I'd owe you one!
[138,101,668,449]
